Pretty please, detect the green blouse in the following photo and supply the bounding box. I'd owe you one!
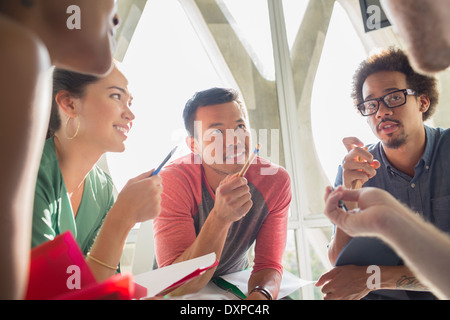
[32,138,115,255]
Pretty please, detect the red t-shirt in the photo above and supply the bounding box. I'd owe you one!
[153,154,291,277]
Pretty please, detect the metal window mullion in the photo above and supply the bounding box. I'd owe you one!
[267,0,314,299]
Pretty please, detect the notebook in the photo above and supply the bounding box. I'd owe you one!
[134,253,218,297]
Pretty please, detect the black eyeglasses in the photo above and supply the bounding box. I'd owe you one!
[357,89,416,116]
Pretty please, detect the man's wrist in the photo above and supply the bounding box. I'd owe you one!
[208,208,233,228]
[250,286,273,300]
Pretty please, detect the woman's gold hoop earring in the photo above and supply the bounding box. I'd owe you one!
[65,116,80,140]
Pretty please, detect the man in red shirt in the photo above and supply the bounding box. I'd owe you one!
[153,88,291,300]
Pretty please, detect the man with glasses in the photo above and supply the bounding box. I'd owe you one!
[321,48,449,300]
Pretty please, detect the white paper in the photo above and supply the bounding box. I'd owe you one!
[219,268,315,299]
[134,252,216,297]
[178,268,315,300]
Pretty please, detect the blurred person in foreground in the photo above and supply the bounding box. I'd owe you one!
[0,0,119,299]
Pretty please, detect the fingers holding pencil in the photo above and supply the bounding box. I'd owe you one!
[238,144,261,177]
[341,140,380,190]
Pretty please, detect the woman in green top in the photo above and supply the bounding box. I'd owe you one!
[32,64,162,282]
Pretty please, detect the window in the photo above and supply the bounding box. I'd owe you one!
[217,0,274,80]
[107,0,227,191]
[113,0,374,300]
[311,2,376,184]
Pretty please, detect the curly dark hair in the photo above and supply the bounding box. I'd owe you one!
[351,47,439,121]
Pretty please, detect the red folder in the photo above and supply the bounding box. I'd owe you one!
[25,231,146,300]
[156,259,219,296]
[134,252,218,297]
[54,273,135,300]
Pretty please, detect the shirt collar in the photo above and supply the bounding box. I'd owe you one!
[421,125,436,168]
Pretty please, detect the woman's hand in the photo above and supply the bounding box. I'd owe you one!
[112,170,163,227]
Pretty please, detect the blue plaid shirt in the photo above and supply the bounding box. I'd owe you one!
[335,125,450,234]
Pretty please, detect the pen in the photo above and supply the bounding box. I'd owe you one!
[151,146,178,176]
[351,146,369,189]
[238,144,261,177]
[330,187,347,210]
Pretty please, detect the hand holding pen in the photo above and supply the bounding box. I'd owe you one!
[212,144,260,223]
[341,137,380,190]
[151,146,178,176]
[112,170,163,225]
[238,144,261,177]
[109,146,177,225]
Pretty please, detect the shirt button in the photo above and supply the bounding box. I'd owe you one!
[411,183,416,188]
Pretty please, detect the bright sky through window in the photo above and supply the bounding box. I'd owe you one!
[106,0,374,191]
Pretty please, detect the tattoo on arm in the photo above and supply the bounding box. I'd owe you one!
[396,275,428,291]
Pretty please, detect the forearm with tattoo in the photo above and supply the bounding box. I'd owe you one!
[396,275,428,291]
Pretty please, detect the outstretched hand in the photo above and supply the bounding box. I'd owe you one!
[324,186,404,238]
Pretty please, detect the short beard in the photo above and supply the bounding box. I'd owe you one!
[203,162,243,177]
[383,132,408,149]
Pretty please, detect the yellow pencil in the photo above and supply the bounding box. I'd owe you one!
[351,146,369,189]
[238,144,261,177]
